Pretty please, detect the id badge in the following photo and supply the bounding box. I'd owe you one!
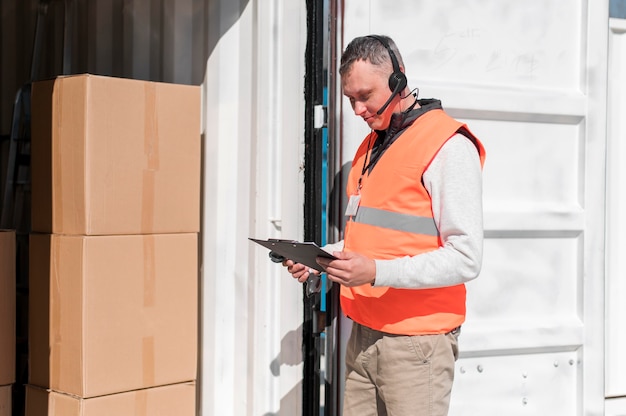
[345,194,361,217]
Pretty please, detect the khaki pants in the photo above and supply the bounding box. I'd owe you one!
[342,323,460,416]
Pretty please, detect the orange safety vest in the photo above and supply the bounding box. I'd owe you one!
[342,109,486,335]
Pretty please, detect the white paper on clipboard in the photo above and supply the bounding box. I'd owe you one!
[249,238,336,270]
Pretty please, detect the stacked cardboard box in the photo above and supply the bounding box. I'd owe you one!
[0,231,16,416]
[26,74,201,416]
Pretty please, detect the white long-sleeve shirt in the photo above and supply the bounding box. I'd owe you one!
[324,133,484,289]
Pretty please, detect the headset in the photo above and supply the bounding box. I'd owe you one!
[367,35,408,115]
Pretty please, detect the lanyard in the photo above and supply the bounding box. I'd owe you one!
[357,131,377,192]
[358,94,420,189]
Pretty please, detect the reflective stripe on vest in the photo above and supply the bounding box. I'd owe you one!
[355,206,440,237]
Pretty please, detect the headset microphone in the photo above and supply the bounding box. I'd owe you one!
[368,35,408,116]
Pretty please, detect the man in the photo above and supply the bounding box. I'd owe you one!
[284,35,486,416]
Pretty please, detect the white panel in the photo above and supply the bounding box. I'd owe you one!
[200,0,307,415]
[450,351,580,416]
[606,18,626,398]
[468,237,580,325]
[606,397,626,416]
[467,119,583,210]
[461,237,583,355]
[345,0,583,91]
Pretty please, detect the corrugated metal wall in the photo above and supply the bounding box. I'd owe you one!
[0,0,235,222]
[0,0,38,137]
[0,0,241,137]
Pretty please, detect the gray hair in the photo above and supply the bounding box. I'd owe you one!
[339,35,405,77]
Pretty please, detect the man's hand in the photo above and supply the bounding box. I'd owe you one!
[317,251,376,287]
[283,259,318,283]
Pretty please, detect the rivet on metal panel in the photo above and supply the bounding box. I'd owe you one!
[569,359,575,366]
[459,367,465,374]
[522,372,528,379]
[553,361,559,367]
[477,365,483,373]
[522,397,528,406]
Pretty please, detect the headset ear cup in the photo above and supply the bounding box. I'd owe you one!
[388,72,407,94]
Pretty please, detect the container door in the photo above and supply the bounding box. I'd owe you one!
[606,8,626,416]
[332,1,608,414]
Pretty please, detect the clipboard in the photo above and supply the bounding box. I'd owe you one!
[249,238,336,270]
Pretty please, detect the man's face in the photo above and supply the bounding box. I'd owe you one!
[341,59,395,130]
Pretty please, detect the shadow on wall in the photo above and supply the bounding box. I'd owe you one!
[264,324,313,416]
[261,380,303,416]
[328,162,352,236]
[270,324,304,376]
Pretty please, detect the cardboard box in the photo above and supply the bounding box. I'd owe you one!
[29,233,198,398]
[25,382,196,416]
[0,231,15,385]
[0,385,10,416]
[31,74,201,235]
